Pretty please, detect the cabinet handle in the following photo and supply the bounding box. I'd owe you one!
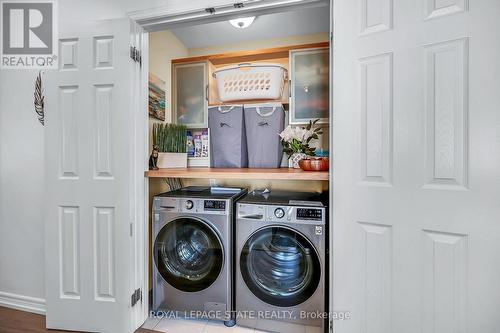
[206,84,209,102]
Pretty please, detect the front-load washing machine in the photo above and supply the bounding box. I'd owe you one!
[235,190,328,333]
[153,186,247,326]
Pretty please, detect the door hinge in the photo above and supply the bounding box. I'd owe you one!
[131,288,142,307]
[130,46,142,65]
[329,318,334,333]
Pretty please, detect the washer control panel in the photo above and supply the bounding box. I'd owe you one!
[204,200,226,211]
[154,197,229,215]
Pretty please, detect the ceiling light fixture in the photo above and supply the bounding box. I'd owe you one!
[229,16,256,29]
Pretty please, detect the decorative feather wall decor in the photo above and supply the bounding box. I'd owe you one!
[34,72,45,125]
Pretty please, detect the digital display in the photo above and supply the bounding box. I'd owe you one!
[296,208,323,220]
[204,200,226,211]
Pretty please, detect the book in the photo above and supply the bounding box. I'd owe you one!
[194,133,202,157]
[201,129,209,158]
[186,130,195,157]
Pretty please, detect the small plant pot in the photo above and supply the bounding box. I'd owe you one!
[288,153,308,169]
[157,152,188,169]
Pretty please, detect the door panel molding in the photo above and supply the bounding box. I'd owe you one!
[59,86,79,179]
[421,230,467,333]
[59,38,79,71]
[359,52,393,186]
[359,0,393,36]
[94,84,114,179]
[93,207,116,302]
[59,206,81,299]
[358,222,393,333]
[423,38,469,190]
[424,0,468,21]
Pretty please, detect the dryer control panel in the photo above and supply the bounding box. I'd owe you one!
[237,203,325,225]
[296,207,323,220]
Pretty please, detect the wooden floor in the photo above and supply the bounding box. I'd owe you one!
[0,306,154,333]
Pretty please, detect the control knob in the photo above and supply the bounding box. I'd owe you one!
[274,208,285,219]
[185,200,194,210]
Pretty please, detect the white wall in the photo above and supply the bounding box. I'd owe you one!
[149,31,189,124]
[0,0,225,308]
[0,70,46,302]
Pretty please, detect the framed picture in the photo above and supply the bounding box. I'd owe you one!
[149,73,166,121]
[289,48,330,124]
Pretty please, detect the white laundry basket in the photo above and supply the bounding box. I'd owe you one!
[213,63,288,102]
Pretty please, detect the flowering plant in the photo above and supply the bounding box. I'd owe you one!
[279,119,323,156]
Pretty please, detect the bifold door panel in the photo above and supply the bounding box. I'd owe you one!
[333,1,500,333]
[45,19,145,333]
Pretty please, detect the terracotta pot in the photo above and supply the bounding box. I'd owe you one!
[299,157,329,171]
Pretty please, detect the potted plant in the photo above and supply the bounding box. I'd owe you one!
[152,123,188,168]
[279,119,323,169]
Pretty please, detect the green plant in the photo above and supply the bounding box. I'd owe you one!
[279,119,323,156]
[152,123,187,153]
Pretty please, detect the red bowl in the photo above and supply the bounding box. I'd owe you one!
[299,157,329,171]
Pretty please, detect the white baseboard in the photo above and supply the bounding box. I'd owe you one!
[0,291,46,315]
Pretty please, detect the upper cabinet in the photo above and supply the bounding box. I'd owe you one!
[171,43,330,128]
[172,61,208,128]
[289,48,329,124]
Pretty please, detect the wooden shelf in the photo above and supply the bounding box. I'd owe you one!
[145,168,329,181]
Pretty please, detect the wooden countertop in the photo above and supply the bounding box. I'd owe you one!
[145,168,329,181]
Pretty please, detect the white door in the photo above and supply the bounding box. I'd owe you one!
[44,18,146,333]
[333,1,500,333]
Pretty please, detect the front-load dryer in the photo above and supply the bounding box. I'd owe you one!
[153,186,247,326]
[235,190,328,333]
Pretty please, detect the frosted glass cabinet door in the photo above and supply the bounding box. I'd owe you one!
[289,48,329,124]
[173,62,208,128]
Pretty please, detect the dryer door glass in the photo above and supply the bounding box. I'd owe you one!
[154,217,223,292]
[240,226,321,307]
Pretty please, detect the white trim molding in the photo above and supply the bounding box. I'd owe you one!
[0,291,46,315]
[129,0,329,31]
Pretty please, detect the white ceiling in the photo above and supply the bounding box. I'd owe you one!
[170,6,329,49]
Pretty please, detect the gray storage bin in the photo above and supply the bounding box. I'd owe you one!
[244,103,285,168]
[208,105,248,168]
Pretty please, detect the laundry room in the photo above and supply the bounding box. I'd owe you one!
[145,4,330,333]
[3,0,500,332]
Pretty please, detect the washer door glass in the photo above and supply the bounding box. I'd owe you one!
[240,226,321,307]
[154,217,223,292]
